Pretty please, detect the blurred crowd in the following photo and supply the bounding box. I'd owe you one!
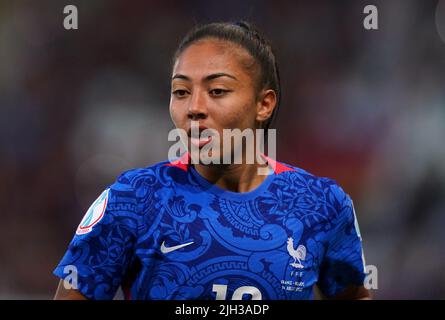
[0,0,444,298]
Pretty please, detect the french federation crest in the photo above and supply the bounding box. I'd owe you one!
[287,237,306,269]
[76,189,109,235]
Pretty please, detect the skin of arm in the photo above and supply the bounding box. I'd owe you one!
[315,285,372,300]
[53,280,88,300]
[332,285,372,300]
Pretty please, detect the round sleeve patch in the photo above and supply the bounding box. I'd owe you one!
[76,188,109,235]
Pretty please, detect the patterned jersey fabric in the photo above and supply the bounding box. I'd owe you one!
[54,154,366,300]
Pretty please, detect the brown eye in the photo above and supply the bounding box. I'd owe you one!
[172,89,189,98]
[209,89,229,97]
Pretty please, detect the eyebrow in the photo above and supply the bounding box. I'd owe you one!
[172,73,238,82]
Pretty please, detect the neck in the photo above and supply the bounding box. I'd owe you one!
[193,161,272,193]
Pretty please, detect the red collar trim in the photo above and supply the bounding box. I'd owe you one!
[163,152,294,174]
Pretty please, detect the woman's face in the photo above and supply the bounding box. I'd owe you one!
[169,38,267,160]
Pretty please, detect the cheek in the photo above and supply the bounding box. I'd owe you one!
[169,101,184,127]
[225,100,257,129]
[215,93,257,127]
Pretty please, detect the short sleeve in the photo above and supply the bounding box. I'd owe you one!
[317,183,366,298]
[53,173,140,300]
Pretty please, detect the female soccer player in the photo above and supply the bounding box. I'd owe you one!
[54,22,370,300]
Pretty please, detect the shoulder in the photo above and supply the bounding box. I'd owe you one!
[113,159,177,189]
[108,159,183,208]
[275,161,358,239]
[274,160,341,188]
[274,160,351,210]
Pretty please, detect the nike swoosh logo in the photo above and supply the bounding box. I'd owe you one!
[160,241,194,254]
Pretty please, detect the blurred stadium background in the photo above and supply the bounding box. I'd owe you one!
[0,0,444,299]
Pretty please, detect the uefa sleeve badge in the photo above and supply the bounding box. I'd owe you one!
[76,189,110,235]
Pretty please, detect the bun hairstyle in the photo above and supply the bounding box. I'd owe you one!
[173,21,281,132]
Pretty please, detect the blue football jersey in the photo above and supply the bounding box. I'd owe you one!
[54,153,366,300]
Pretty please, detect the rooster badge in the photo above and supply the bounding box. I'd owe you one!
[287,237,306,269]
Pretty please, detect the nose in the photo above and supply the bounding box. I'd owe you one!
[187,90,208,121]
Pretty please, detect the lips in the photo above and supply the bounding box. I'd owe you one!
[188,124,214,148]
[188,125,209,136]
[190,136,212,147]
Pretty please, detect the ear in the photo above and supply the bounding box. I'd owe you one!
[256,89,277,123]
